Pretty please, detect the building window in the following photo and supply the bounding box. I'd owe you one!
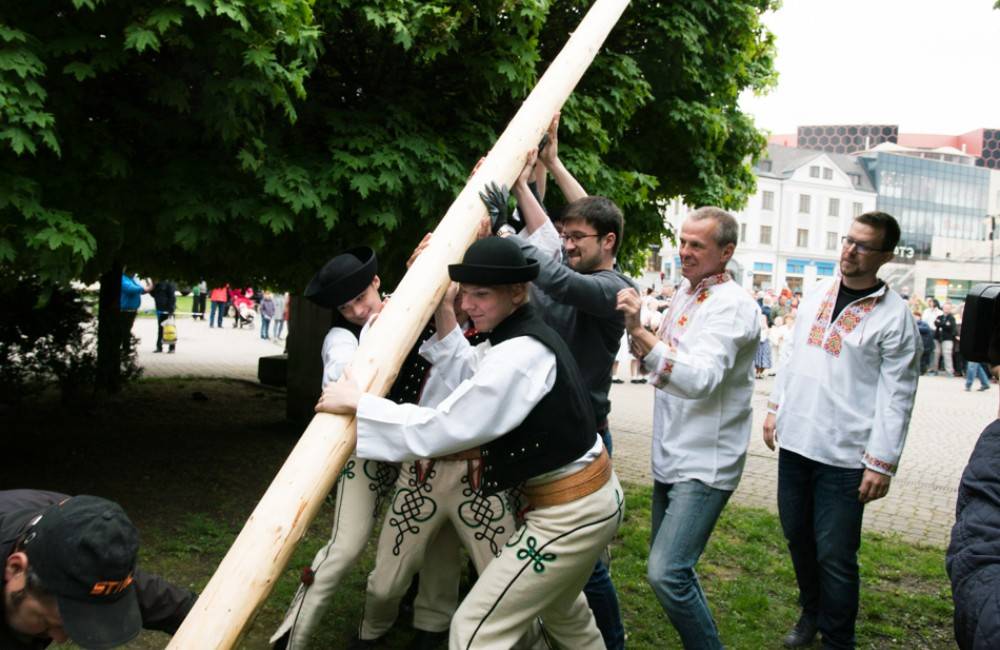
[797,229,809,248]
[760,160,772,172]
[810,165,820,178]
[826,232,838,250]
[852,201,863,217]
[828,198,840,217]
[761,190,774,211]
[823,167,834,180]
[848,173,861,186]
[760,225,772,245]
[799,194,811,213]
[740,223,747,243]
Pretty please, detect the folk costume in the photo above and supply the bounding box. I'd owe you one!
[769,277,920,648]
[640,271,760,649]
[357,323,521,643]
[509,219,634,648]
[272,248,459,649]
[353,238,624,649]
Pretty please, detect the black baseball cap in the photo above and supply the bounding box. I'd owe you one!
[21,496,141,649]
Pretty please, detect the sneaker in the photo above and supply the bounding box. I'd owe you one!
[153,349,162,353]
[966,386,972,392]
[980,385,991,391]
[782,615,818,648]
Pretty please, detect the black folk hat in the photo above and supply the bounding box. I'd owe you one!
[304,247,378,309]
[449,237,539,285]
[22,495,141,649]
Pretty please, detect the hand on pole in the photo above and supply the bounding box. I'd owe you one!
[316,369,361,415]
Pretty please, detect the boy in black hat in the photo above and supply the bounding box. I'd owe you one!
[274,247,510,649]
[1,490,195,649]
[317,237,624,649]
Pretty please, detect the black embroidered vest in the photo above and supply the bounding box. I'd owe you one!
[479,304,597,494]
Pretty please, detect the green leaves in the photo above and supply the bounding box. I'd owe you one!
[124,25,161,53]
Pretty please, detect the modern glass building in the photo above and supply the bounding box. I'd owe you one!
[857,151,990,259]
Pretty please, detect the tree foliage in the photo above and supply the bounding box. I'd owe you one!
[2,0,777,287]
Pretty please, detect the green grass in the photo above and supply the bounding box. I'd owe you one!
[131,485,953,649]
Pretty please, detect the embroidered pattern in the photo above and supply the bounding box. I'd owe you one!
[339,459,356,480]
[863,452,897,475]
[652,361,674,390]
[458,471,509,557]
[386,465,437,555]
[806,280,880,358]
[363,460,400,517]
[651,273,731,385]
[516,536,556,573]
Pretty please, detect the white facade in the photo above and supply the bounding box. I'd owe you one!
[655,152,877,295]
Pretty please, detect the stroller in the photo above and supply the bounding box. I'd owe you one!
[229,290,256,329]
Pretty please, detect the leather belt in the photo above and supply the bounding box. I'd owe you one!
[523,448,611,508]
[436,448,482,461]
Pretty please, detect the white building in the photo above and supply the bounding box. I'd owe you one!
[654,144,878,295]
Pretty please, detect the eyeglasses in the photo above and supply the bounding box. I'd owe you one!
[841,236,889,255]
[560,231,601,244]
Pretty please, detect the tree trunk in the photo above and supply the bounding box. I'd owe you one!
[95,262,123,393]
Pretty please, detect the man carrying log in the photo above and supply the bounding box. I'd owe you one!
[317,236,624,649]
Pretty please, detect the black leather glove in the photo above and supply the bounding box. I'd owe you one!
[479,181,512,234]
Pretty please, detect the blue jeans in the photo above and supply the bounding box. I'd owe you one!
[778,449,864,649]
[648,480,732,649]
[261,317,271,339]
[966,362,991,389]
[583,427,625,649]
[210,300,225,327]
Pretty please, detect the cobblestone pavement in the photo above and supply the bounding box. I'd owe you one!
[135,316,997,547]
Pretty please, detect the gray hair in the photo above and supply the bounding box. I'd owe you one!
[688,206,738,248]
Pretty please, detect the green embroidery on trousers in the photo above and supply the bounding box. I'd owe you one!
[340,459,356,480]
[516,536,556,573]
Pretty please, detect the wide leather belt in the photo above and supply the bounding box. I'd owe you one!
[523,448,611,508]
[436,448,482,461]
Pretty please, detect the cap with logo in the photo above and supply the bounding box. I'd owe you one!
[22,495,141,650]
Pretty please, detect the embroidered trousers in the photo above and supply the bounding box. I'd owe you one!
[271,456,458,648]
[449,471,624,650]
[360,459,517,639]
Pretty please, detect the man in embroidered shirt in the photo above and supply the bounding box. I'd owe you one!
[763,211,921,649]
[616,207,760,650]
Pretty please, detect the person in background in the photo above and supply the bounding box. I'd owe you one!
[150,279,177,354]
[119,272,146,356]
[933,303,957,376]
[191,281,206,320]
[272,291,287,341]
[260,291,275,340]
[915,310,935,375]
[209,285,228,328]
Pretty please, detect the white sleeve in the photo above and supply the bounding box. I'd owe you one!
[356,337,556,461]
[321,327,358,388]
[524,219,562,259]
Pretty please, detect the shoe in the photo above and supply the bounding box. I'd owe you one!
[168,348,175,354]
[271,632,289,650]
[637,377,648,384]
[782,616,818,648]
[629,378,642,383]
[966,387,971,392]
[612,377,624,384]
[153,349,162,353]
[406,630,448,650]
[980,385,991,391]
[347,635,387,650]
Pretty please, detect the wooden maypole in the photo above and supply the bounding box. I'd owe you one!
[166,1,630,646]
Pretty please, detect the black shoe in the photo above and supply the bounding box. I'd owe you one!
[347,635,387,650]
[783,616,818,647]
[271,632,289,650]
[612,378,624,384]
[406,630,448,650]
[153,349,162,353]
[980,385,991,391]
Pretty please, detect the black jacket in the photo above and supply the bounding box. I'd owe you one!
[935,313,957,341]
[947,420,1000,649]
[150,281,177,314]
[0,490,196,649]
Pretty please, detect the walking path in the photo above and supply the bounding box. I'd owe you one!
[134,316,996,547]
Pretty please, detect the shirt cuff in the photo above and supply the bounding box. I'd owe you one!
[356,393,406,462]
[862,451,898,476]
[643,340,676,388]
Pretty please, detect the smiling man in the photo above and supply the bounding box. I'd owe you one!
[616,206,760,650]
[763,211,921,649]
[1,490,195,650]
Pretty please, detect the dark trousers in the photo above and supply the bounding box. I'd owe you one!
[583,427,625,650]
[192,294,206,319]
[155,312,175,352]
[778,449,865,649]
[210,300,225,327]
[119,310,137,355]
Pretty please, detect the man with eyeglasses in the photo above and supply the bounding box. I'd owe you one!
[763,211,921,649]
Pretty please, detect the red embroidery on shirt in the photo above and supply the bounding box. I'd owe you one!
[863,451,897,474]
[807,280,880,358]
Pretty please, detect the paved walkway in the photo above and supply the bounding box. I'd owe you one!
[134,316,997,547]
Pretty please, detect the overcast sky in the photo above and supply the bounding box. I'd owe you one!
[738,0,1000,135]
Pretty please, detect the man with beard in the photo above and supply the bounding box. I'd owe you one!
[763,211,921,649]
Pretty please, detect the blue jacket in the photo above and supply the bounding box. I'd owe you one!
[121,274,145,311]
[947,419,1000,649]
